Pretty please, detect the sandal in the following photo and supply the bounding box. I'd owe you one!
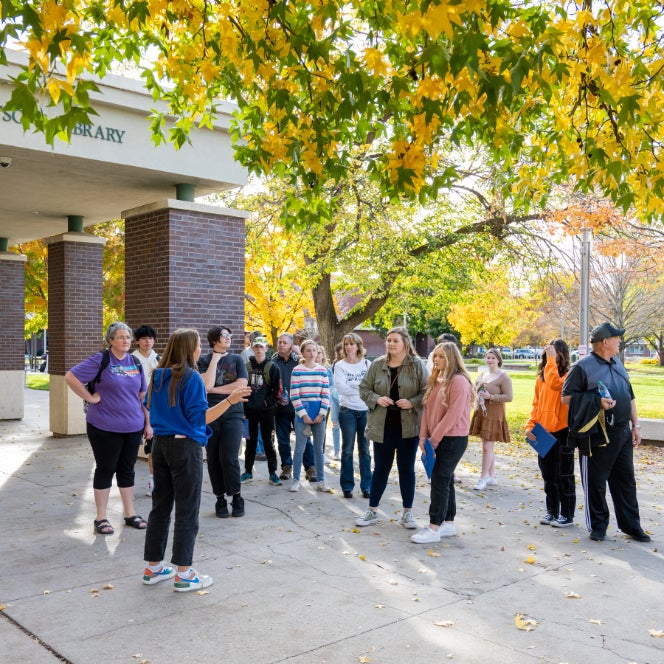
[124,515,148,530]
[94,519,114,535]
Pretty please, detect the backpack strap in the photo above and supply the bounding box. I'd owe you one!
[88,349,111,394]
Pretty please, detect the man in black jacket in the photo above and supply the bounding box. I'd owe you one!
[562,322,650,543]
[241,337,282,486]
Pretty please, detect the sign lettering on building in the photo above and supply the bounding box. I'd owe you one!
[2,109,126,144]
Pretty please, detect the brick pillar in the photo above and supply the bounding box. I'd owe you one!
[47,232,106,435]
[0,252,27,419]
[124,200,247,353]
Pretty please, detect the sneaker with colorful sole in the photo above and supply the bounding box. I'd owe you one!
[142,565,176,585]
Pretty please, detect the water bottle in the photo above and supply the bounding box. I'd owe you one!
[597,380,612,400]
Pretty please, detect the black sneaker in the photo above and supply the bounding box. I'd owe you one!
[551,516,574,528]
[622,527,651,542]
[215,497,229,519]
[231,494,245,517]
[343,491,353,499]
[590,529,606,541]
[362,491,370,499]
[539,512,557,525]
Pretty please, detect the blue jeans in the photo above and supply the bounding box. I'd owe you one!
[275,409,314,469]
[144,435,203,567]
[293,418,326,482]
[429,436,468,526]
[369,429,418,509]
[329,392,341,454]
[339,407,371,494]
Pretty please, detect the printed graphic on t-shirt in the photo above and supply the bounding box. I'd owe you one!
[346,369,368,385]
[217,366,238,385]
[250,369,264,390]
[110,364,141,378]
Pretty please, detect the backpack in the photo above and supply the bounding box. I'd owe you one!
[83,350,140,412]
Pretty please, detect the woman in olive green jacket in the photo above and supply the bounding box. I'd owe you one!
[357,327,428,530]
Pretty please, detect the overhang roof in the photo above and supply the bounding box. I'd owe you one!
[0,51,247,245]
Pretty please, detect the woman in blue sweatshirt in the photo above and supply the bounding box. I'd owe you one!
[142,329,250,592]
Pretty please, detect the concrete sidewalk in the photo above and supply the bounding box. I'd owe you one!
[1,388,662,664]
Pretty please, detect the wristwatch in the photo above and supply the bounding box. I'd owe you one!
[633,424,641,428]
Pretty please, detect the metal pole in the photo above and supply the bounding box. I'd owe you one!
[579,228,591,357]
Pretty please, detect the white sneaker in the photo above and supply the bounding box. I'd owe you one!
[289,479,301,492]
[400,511,417,529]
[316,482,333,493]
[410,526,442,544]
[438,522,457,537]
[173,569,213,593]
[146,477,154,497]
[356,509,378,527]
[473,478,487,491]
[485,476,498,486]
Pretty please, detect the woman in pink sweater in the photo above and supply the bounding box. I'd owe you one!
[411,342,474,544]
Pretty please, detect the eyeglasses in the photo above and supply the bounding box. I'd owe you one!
[220,333,232,339]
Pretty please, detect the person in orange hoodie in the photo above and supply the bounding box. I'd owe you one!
[525,339,576,528]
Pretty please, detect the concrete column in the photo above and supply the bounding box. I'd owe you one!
[0,252,27,419]
[124,200,248,353]
[47,232,106,435]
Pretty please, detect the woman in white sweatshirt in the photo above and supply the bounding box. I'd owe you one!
[334,333,372,499]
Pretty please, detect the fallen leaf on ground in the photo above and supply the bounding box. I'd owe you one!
[649,629,664,638]
[524,555,535,564]
[358,657,372,663]
[359,554,366,561]
[195,590,210,596]
[102,584,114,590]
[375,604,385,609]
[428,549,441,557]
[434,620,454,628]
[589,618,603,624]
[515,613,538,631]
[566,592,582,599]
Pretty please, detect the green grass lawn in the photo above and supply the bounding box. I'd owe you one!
[26,374,50,390]
[502,364,664,435]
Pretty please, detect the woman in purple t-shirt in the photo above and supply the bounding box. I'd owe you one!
[65,322,149,535]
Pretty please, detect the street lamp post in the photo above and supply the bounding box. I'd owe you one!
[579,228,592,357]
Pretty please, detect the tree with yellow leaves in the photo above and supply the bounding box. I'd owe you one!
[3,1,664,227]
[448,269,541,348]
[242,192,314,347]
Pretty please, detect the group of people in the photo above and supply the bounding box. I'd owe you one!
[64,319,651,594]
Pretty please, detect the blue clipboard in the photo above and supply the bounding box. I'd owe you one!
[527,422,557,457]
[421,438,436,478]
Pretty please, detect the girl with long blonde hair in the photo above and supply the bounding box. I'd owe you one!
[411,343,473,544]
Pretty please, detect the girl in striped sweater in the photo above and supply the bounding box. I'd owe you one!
[289,339,331,492]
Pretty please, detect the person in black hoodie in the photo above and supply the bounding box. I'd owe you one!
[241,337,282,485]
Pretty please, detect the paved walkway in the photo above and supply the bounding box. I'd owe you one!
[1,388,663,664]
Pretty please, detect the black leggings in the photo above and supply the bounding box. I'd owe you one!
[87,423,142,489]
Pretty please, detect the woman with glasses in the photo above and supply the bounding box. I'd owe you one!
[198,326,249,518]
[65,322,150,535]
